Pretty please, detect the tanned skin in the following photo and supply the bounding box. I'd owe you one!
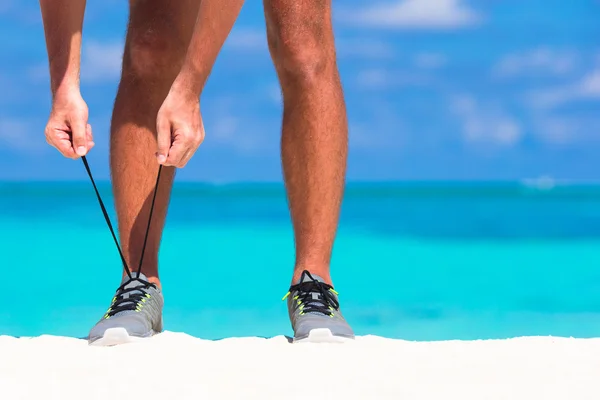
[40,0,347,287]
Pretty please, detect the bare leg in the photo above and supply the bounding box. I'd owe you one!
[263,0,348,285]
[110,0,201,285]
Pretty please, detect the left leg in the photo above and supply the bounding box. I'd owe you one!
[264,0,353,342]
[263,0,348,286]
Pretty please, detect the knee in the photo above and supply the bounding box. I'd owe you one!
[267,23,336,85]
[124,27,181,81]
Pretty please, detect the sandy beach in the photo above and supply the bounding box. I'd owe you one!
[1,332,598,400]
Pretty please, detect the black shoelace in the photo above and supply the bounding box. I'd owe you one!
[105,277,153,317]
[289,271,340,317]
[81,156,161,314]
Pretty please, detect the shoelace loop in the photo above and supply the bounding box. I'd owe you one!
[105,277,156,318]
[286,271,340,317]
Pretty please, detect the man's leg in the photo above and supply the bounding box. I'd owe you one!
[264,0,353,342]
[88,0,200,345]
[263,0,348,285]
[110,0,201,286]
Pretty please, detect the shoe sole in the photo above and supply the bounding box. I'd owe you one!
[293,328,353,344]
[89,327,155,347]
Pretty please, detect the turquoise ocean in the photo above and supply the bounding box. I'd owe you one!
[1,181,600,340]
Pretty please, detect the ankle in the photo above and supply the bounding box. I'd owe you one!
[122,271,161,289]
[147,276,161,289]
[292,265,332,286]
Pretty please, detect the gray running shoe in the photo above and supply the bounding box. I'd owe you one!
[88,273,163,346]
[284,270,354,343]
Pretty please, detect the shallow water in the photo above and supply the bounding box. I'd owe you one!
[1,181,599,340]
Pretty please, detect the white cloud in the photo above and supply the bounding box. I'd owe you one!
[0,1,13,14]
[356,68,432,89]
[579,70,600,96]
[210,115,268,153]
[225,29,396,60]
[336,39,395,59]
[226,28,267,52]
[414,53,446,69]
[493,47,579,78]
[0,73,33,106]
[356,69,389,88]
[0,119,46,153]
[204,96,275,154]
[350,121,407,150]
[81,41,124,82]
[266,84,282,105]
[212,116,239,141]
[527,68,600,109]
[533,117,578,145]
[87,115,111,151]
[520,56,600,145]
[28,40,124,84]
[349,99,408,150]
[341,0,482,30]
[451,95,522,146]
[226,28,395,60]
[533,115,600,145]
[28,64,49,82]
[527,87,572,109]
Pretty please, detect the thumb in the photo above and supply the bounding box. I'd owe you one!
[156,116,171,164]
[71,114,88,157]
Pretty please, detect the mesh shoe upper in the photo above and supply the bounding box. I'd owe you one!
[88,273,163,342]
[284,270,354,340]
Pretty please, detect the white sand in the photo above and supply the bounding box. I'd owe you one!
[1,332,599,400]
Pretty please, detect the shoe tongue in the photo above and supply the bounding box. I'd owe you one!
[118,273,149,301]
[294,272,334,316]
[121,272,149,286]
[296,272,325,285]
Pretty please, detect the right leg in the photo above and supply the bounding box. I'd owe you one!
[110,0,201,286]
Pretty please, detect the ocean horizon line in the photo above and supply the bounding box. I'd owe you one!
[2,177,600,186]
[2,179,600,200]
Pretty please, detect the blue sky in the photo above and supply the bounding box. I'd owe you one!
[0,0,599,182]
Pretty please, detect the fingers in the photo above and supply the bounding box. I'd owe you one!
[45,127,76,159]
[163,129,203,168]
[86,124,96,151]
[56,140,77,159]
[179,145,199,168]
[45,122,94,160]
[70,113,88,157]
[180,149,193,168]
[156,116,172,165]
[44,92,93,159]
[164,137,186,167]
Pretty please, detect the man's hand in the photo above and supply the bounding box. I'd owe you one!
[154,0,244,168]
[45,91,94,158]
[156,85,205,168]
